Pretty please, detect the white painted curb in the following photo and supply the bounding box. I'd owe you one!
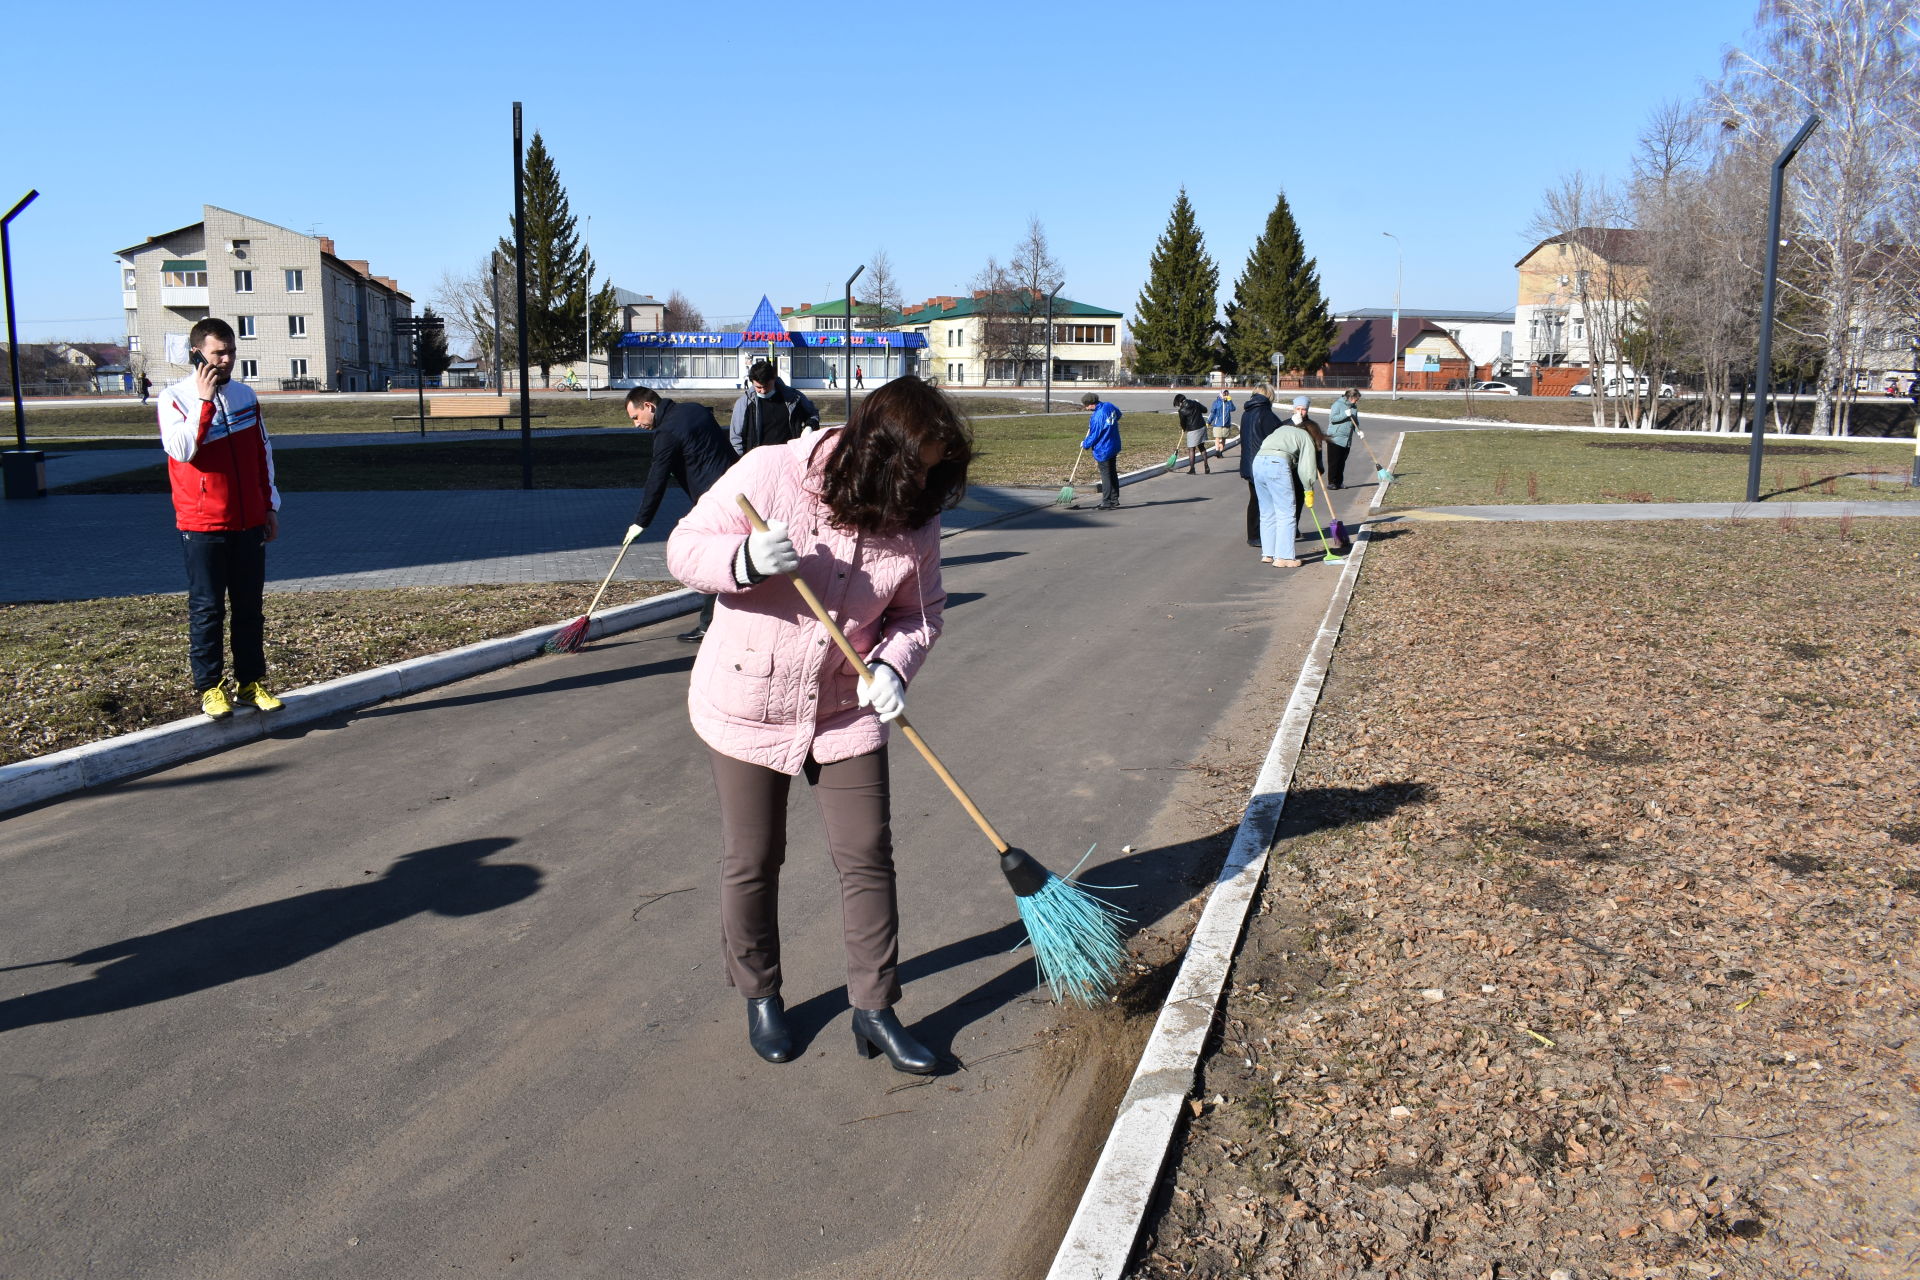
[1045,432,1406,1280]
[0,588,705,816]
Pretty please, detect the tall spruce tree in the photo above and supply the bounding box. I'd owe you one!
[498,131,618,386]
[1130,189,1219,377]
[1224,190,1337,378]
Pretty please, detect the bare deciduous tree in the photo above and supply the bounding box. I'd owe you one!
[857,250,905,329]
[662,289,705,332]
[973,218,1065,385]
[1714,0,1920,434]
[1528,174,1639,428]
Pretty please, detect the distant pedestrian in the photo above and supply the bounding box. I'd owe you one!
[828,363,838,389]
[1173,394,1210,473]
[1079,392,1124,509]
[1207,387,1234,453]
[137,373,152,405]
[159,318,283,720]
[730,359,821,456]
[624,387,737,643]
[1325,389,1360,489]
[1252,395,1323,568]
[855,365,865,389]
[1236,386,1280,545]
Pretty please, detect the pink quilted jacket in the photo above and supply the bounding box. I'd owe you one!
[666,430,946,775]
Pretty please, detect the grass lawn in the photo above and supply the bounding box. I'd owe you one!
[18,391,1047,441]
[1385,428,1918,506]
[0,581,677,766]
[1137,517,1920,1279]
[51,410,1185,493]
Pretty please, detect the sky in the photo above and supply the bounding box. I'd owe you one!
[2,0,1764,347]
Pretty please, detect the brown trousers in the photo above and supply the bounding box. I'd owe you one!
[707,747,900,1010]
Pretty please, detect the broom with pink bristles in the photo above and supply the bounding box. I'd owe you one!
[543,526,642,654]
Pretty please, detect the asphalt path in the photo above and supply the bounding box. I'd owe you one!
[0,459,1379,1279]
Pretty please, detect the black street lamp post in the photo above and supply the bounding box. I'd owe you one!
[843,264,863,425]
[3,189,44,499]
[1746,113,1820,504]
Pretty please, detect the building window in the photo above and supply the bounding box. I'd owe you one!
[1053,324,1116,345]
[128,334,140,351]
[234,270,253,293]
[285,269,305,293]
[238,359,259,380]
[163,268,208,288]
[123,267,136,289]
[238,315,256,338]
[289,358,308,378]
[1572,317,1586,340]
[288,315,307,338]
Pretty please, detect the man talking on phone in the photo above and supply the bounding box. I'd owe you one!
[159,317,283,720]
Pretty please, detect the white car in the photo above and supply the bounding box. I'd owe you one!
[1568,381,1595,396]
[1606,377,1677,398]
[1471,381,1520,395]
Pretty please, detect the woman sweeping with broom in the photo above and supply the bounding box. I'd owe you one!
[666,377,972,1074]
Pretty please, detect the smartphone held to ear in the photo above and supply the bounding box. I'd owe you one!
[191,350,206,368]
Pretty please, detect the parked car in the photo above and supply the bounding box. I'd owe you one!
[1568,381,1595,396]
[1605,376,1677,398]
[1471,381,1520,395]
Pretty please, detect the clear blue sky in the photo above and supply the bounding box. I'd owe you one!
[4,0,1760,345]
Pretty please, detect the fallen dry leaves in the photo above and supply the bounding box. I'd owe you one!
[1132,518,1920,1280]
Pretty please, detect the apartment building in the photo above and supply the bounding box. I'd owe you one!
[896,291,1123,386]
[116,205,413,392]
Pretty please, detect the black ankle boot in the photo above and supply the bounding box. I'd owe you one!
[850,1008,938,1075]
[746,995,794,1063]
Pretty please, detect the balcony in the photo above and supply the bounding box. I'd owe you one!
[122,290,138,309]
[160,285,210,308]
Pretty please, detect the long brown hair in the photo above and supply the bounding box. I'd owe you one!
[819,376,973,533]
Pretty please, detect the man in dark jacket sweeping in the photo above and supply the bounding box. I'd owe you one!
[727,359,820,455]
[625,387,735,642]
[1237,387,1280,546]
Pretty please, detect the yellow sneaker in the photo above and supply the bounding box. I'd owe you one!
[235,680,284,712]
[201,685,234,720]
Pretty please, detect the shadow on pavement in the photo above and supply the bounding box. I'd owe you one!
[109,764,283,791]
[357,653,697,717]
[942,551,1027,568]
[0,838,539,1034]
[773,781,1429,1067]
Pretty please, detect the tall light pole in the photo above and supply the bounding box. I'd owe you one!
[582,214,592,400]
[1747,113,1820,503]
[843,263,864,424]
[1044,281,1064,413]
[3,189,44,499]
[1383,231,1402,401]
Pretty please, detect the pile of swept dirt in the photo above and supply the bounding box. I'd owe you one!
[1132,518,1920,1280]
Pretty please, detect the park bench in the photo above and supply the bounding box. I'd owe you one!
[391,397,549,432]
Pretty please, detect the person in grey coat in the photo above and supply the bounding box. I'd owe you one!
[728,359,820,455]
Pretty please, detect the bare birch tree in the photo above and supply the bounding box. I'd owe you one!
[857,250,906,329]
[1528,175,1638,428]
[1713,0,1920,435]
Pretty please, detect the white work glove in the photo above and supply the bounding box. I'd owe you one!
[624,523,644,545]
[798,424,822,443]
[858,662,906,723]
[747,519,800,577]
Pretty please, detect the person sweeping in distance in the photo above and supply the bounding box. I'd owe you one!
[1252,395,1325,568]
[1325,389,1360,490]
[1236,385,1281,547]
[666,376,972,1074]
[1079,391,1124,509]
[622,386,737,643]
[1172,393,1210,474]
[1207,386,1234,456]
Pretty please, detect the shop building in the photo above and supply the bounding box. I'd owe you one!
[610,296,925,391]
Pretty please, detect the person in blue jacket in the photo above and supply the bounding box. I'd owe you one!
[1078,392,1124,509]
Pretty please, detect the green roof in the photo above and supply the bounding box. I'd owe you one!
[896,293,1122,324]
[785,298,911,327]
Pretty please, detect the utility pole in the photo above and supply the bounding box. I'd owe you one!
[1746,114,1820,504]
[3,189,44,499]
[843,263,863,425]
[583,214,592,400]
[513,102,533,490]
[1383,231,1402,401]
[1044,281,1064,412]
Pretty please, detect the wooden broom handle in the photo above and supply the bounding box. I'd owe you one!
[735,493,1009,853]
[581,539,634,620]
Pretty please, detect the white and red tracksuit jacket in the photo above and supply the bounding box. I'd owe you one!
[158,376,280,532]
